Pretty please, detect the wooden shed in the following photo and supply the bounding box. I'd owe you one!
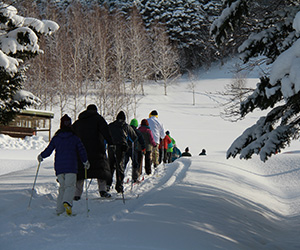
[0,109,54,141]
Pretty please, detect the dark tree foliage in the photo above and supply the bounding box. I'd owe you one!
[52,0,223,70]
[0,2,58,125]
[212,0,300,161]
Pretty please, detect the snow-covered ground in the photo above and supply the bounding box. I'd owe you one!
[1,61,300,249]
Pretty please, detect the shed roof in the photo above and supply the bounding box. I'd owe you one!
[20,109,54,118]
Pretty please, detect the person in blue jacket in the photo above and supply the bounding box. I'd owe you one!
[172,145,182,161]
[38,114,89,216]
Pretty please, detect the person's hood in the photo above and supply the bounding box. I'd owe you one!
[116,111,126,121]
[111,119,126,127]
[78,109,97,120]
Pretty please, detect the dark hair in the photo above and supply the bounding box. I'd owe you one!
[141,119,149,126]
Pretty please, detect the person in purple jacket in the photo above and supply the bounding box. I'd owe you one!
[37,114,89,216]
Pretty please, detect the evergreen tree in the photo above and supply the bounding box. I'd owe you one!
[139,0,214,69]
[212,0,300,161]
[0,2,59,125]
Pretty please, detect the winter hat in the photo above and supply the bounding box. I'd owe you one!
[141,119,149,126]
[166,131,170,135]
[149,110,158,118]
[117,111,126,121]
[87,104,97,111]
[185,147,189,152]
[130,118,138,128]
[60,114,72,129]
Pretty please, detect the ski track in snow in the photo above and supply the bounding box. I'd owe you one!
[0,158,190,241]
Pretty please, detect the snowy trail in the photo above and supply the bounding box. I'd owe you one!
[1,135,300,250]
[2,151,300,249]
[0,156,193,250]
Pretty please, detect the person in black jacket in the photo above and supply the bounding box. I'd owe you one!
[108,111,137,193]
[182,147,192,157]
[124,118,146,183]
[72,104,114,199]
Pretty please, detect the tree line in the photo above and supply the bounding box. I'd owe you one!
[14,1,183,121]
[8,0,300,162]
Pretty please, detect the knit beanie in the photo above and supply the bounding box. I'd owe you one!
[60,114,72,129]
[130,118,138,128]
[87,104,97,111]
[117,111,126,121]
[141,119,149,126]
[149,110,158,118]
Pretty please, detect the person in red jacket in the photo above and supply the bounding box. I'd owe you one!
[137,119,156,176]
[162,131,172,163]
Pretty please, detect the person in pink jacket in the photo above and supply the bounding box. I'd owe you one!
[137,119,156,176]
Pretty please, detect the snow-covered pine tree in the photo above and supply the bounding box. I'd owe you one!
[0,2,59,125]
[163,0,208,69]
[139,0,214,69]
[211,0,300,161]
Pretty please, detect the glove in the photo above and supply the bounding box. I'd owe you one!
[83,161,90,170]
[37,154,43,163]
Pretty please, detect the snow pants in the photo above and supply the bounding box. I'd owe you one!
[151,145,159,167]
[108,145,126,192]
[166,151,172,163]
[137,151,152,175]
[75,178,107,197]
[124,146,139,181]
[56,173,76,214]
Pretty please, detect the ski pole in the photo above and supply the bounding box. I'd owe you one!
[28,161,41,210]
[85,167,89,217]
[87,178,93,190]
[130,142,134,191]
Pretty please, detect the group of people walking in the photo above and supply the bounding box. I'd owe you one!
[37,105,172,216]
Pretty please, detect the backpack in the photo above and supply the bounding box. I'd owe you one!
[110,120,128,146]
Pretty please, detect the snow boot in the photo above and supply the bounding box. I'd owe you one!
[63,202,72,215]
[100,191,112,198]
[73,196,81,201]
[115,183,124,194]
